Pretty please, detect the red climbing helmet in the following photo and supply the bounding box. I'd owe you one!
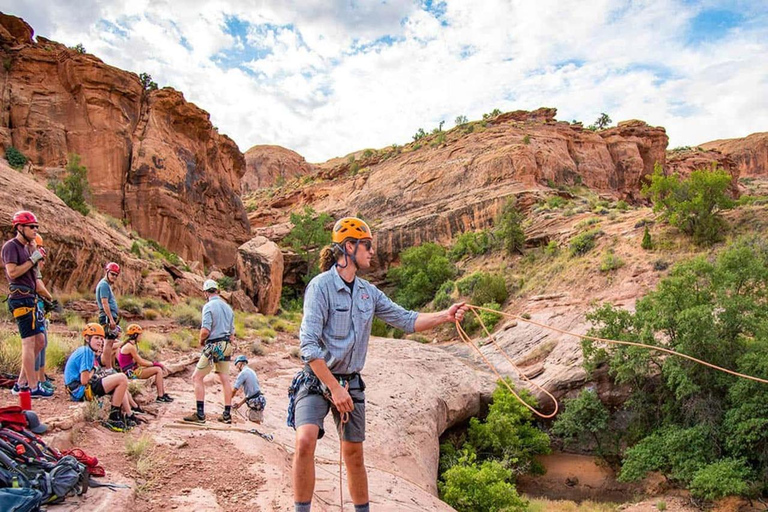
[12,210,38,227]
[105,262,121,275]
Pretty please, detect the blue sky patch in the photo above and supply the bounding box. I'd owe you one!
[421,0,448,26]
[687,9,743,44]
[97,19,128,38]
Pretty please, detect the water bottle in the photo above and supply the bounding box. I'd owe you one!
[19,388,32,410]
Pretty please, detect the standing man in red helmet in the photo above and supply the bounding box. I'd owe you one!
[2,211,53,398]
[288,217,468,512]
[96,262,121,368]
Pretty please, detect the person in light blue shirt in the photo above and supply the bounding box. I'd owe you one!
[290,217,468,512]
[96,262,121,368]
[183,279,235,425]
[231,355,266,423]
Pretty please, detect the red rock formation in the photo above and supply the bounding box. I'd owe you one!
[666,147,739,196]
[700,132,768,178]
[249,109,669,272]
[0,14,249,269]
[242,144,314,193]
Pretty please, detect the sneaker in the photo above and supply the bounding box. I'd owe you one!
[125,415,139,428]
[30,386,54,399]
[156,394,173,403]
[11,384,21,395]
[218,414,232,424]
[41,381,55,393]
[102,418,128,432]
[132,405,146,414]
[183,412,206,424]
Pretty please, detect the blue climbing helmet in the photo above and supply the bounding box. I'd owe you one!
[234,355,248,366]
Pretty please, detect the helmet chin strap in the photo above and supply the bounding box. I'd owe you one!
[18,226,33,244]
[335,241,360,271]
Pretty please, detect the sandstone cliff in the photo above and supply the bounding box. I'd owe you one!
[0,14,250,269]
[700,132,768,178]
[242,144,314,193]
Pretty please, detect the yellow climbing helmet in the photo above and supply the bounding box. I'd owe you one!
[82,323,105,338]
[332,217,372,244]
[126,324,143,337]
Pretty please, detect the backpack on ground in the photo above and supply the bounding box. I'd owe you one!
[0,487,43,512]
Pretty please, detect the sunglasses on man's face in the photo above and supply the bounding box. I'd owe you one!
[358,240,373,251]
[109,272,119,277]
[27,225,39,230]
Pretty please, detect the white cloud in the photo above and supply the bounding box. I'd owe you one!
[0,0,766,161]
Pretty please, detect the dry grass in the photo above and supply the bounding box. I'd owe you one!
[45,332,79,370]
[83,399,104,423]
[527,497,620,512]
[170,329,197,351]
[0,331,21,374]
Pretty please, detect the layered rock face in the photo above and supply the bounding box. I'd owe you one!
[249,108,670,270]
[666,147,739,196]
[701,132,768,178]
[242,144,314,193]
[0,162,143,296]
[0,14,250,269]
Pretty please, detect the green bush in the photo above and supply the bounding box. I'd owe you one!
[599,250,624,272]
[689,459,751,501]
[455,115,468,127]
[495,198,525,255]
[552,389,613,460]
[641,226,653,250]
[440,452,527,512]
[145,239,181,265]
[433,280,456,310]
[449,231,492,261]
[467,379,551,472]
[172,303,201,328]
[51,153,91,215]
[642,163,734,246]
[522,134,531,145]
[544,240,558,256]
[456,272,508,306]
[462,302,502,334]
[118,296,143,315]
[388,243,456,309]
[217,275,236,291]
[569,229,601,256]
[5,147,28,169]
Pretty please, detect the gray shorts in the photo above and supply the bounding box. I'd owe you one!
[294,374,366,442]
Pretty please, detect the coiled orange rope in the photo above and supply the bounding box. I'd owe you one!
[456,304,768,419]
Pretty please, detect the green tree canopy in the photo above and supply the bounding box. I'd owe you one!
[282,206,332,283]
[387,242,456,309]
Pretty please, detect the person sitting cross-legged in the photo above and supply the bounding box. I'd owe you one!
[117,324,173,403]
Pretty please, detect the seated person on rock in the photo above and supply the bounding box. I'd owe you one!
[63,323,138,431]
[231,355,266,423]
[117,324,173,403]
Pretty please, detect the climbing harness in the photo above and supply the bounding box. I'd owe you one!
[456,304,768,419]
[202,337,231,364]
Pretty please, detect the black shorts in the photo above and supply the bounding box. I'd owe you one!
[8,297,45,339]
[98,314,120,340]
[90,378,107,397]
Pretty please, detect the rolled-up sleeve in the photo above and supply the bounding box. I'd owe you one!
[372,286,418,334]
[299,280,329,363]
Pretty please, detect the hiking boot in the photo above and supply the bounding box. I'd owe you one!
[102,418,128,432]
[30,385,54,399]
[156,394,173,403]
[183,412,206,424]
[125,415,139,428]
[218,413,232,424]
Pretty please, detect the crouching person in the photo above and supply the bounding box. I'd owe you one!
[231,355,266,423]
[118,324,173,403]
[64,323,134,432]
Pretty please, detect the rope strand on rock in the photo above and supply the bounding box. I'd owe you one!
[456,304,768,419]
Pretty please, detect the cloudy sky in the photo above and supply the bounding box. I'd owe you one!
[2,1,767,162]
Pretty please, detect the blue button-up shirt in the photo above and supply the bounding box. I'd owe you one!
[300,266,418,374]
[201,295,234,340]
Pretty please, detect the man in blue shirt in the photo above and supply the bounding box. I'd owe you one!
[289,217,468,512]
[184,279,235,424]
[63,323,134,432]
[96,262,121,367]
[231,355,266,423]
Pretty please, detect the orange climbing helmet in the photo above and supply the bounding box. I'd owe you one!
[126,324,143,337]
[82,323,105,338]
[332,217,372,244]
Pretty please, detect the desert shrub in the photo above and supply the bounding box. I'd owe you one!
[456,272,508,306]
[138,72,158,91]
[599,250,624,272]
[449,231,492,261]
[643,163,734,246]
[388,243,456,309]
[172,304,201,328]
[217,275,236,291]
[641,226,653,250]
[689,459,751,501]
[143,309,160,320]
[522,134,531,145]
[145,239,181,266]
[250,341,265,356]
[439,453,527,512]
[51,153,91,215]
[569,229,601,256]
[462,302,502,334]
[455,115,468,127]
[552,389,615,461]
[0,332,21,374]
[575,217,601,229]
[432,280,456,310]
[495,198,525,255]
[5,146,28,169]
[118,296,143,316]
[283,206,333,284]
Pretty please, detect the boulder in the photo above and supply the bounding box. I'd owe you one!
[226,289,258,314]
[141,270,179,304]
[236,236,284,315]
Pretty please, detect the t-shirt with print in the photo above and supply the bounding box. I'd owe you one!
[1,238,36,298]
